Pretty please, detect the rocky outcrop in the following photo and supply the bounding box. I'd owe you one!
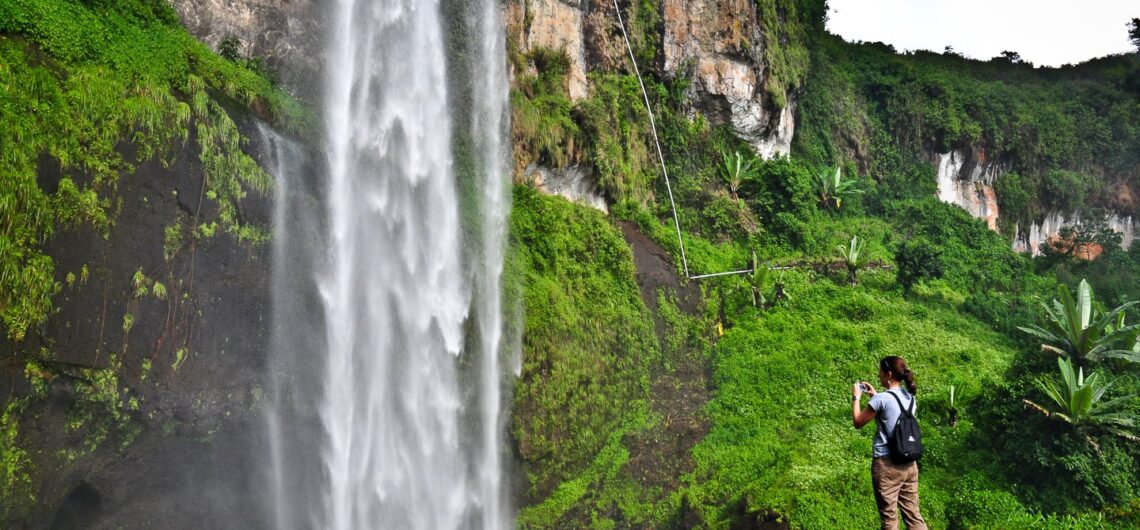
[525,164,608,212]
[935,149,1003,231]
[934,148,1138,256]
[171,0,324,100]
[506,0,591,100]
[662,0,795,158]
[1013,212,1137,256]
[506,0,795,159]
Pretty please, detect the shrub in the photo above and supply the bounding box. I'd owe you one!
[895,237,944,293]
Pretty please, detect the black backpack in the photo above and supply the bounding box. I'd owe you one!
[882,391,922,464]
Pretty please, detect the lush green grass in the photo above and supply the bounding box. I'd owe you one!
[682,270,1120,528]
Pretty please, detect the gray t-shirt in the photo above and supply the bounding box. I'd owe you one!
[869,388,916,457]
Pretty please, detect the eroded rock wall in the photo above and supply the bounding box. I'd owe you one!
[661,0,795,158]
[935,149,1003,231]
[171,0,324,100]
[506,0,796,159]
[934,148,1138,256]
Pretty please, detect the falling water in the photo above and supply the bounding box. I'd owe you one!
[267,0,513,528]
[468,0,515,525]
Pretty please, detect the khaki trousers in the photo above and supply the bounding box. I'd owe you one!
[871,457,927,530]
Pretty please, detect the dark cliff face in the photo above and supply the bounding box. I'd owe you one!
[2,113,321,528]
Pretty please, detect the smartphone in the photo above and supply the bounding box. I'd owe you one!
[859,382,873,392]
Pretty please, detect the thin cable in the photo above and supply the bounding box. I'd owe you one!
[687,266,796,280]
[611,0,689,278]
[688,269,755,280]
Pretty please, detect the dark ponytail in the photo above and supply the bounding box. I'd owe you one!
[880,356,918,394]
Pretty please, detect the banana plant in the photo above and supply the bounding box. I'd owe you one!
[749,250,769,307]
[1025,357,1137,441]
[948,385,959,427]
[1017,279,1140,364]
[721,151,758,200]
[816,165,863,211]
[836,235,867,286]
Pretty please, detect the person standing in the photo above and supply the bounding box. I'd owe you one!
[852,356,928,530]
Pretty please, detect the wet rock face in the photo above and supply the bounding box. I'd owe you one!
[171,0,325,100]
[0,115,319,528]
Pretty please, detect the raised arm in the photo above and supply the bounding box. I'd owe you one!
[852,383,878,429]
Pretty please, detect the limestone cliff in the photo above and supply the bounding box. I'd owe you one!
[934,147,1138,255]
[505,0,799,159]
[661,0,795,158]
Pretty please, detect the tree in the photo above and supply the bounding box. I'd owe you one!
[815,166,862,211]
[999,50,1022,63]
[836,235,867,286]
[895,238,944,293]
[1041,216,1121,262]
[1024,357,1137,441]
[721,151,758,200]
[1129,18,1140,52]
[219,35,242,62]
[1017,279,1140,364]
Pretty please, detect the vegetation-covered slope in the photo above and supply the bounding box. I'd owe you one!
[795,34,1140,227]
[0,0,308,523]
[507,1,1140,528]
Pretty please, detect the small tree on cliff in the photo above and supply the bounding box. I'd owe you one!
[1129,18,1140,52]
[815,166,862,211]
[721,151,758,200]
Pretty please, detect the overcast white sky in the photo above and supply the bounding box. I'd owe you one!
[826,0,1139,67]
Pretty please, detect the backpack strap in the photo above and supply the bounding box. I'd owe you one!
[886,390,915,418]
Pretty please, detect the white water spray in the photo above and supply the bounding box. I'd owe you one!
[267,0,513,527]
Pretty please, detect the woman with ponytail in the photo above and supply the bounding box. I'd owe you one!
[851,356,927,530]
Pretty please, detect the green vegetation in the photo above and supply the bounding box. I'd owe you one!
[508,3,1140,526]
[509,186,660,501]
[753,0,827,108]
[815,166,862,211]
[1027,357,1137,441]
[1,401,33,521]
[835,234,867,286]
[1018,280,1140,364]
[685,271,1033,527]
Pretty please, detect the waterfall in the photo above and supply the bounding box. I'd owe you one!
[266,0,513,527]
[467,0,515,526]
[260,120,327,529]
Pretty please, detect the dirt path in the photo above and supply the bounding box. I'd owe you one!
[617,221,712,520]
